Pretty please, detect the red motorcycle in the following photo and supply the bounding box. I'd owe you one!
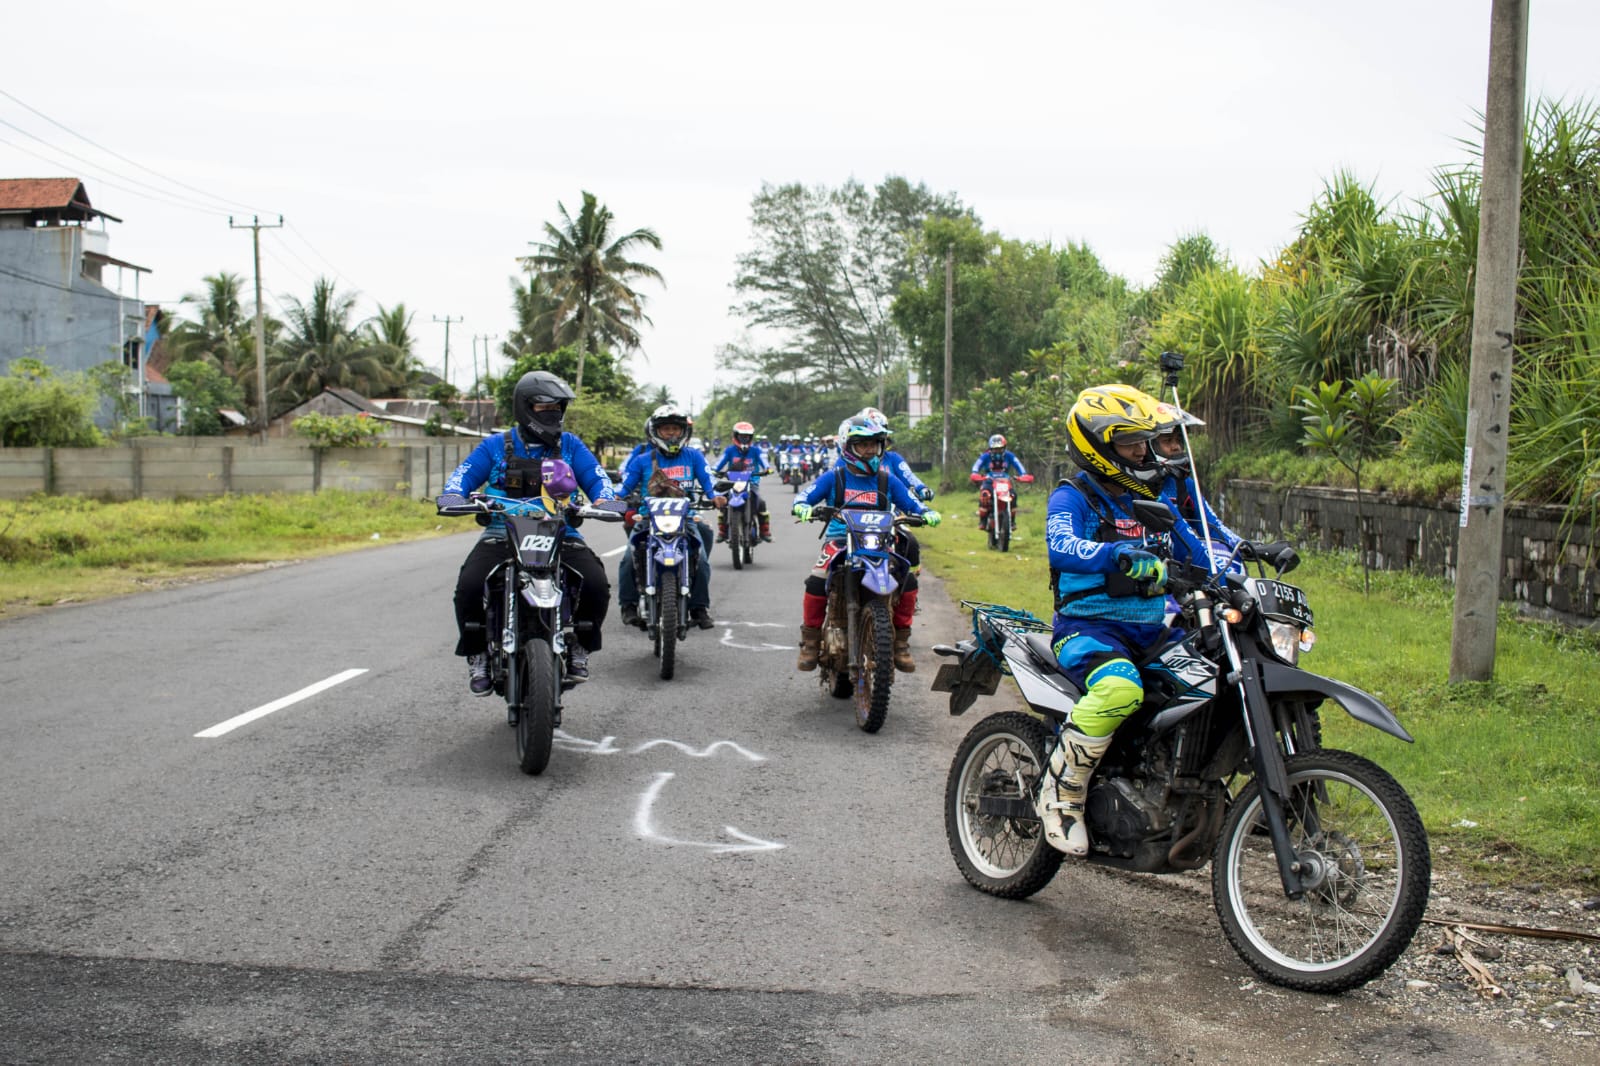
[973,472,1033,552]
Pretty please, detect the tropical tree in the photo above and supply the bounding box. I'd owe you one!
[518,192,663,394]
[166,361,244,436]
[267,277,400,409]
[361,302,427,396]
[502,274,567,361]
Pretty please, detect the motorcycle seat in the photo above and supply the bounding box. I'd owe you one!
[1021,633,1083,693]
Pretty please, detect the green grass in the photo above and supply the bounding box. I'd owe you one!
[0,492,460,614]
[918,486,1600,889]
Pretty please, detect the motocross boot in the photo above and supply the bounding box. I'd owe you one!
[892,628,915,673]
[716,516,728,542]
[797,626,822,671]
[758,513,772,542]
[1037,728,1114,856]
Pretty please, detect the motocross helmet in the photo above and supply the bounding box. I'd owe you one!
[732,421,755,447]
[1153,401,1204,474]
[860,407,891,438]
[512,370,575,449]
[987,433,1007,453]
[646,404,692,456]
[838,414,888,476]
[1066,385,1164,498]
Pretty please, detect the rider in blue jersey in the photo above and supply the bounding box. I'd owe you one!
[713,420,773,543]
[437,371,616,691]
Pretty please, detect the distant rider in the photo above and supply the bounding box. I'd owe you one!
[713,421,773,543]
[970,434,1029,532]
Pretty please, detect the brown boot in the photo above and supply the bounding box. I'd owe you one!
[797,626,822,671]
[892,628,915,673]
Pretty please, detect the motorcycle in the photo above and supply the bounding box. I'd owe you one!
[631,489,716,681]
[976,472,1033,552]
[779,452,805,493]
[452,483,623,775]
[931,502,1430,993]
[804,504,926,733]
[715,462,759,570]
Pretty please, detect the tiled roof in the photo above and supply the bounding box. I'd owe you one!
[0,177,89,212]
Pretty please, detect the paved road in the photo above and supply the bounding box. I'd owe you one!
[0,513,1586,1063]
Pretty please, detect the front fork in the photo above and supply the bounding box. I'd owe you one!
[1223,621,1306,899]
[502,573,521,722]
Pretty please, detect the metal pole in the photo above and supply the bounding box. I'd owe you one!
[230,215,283,442]
[433,315,463,393]
[1450,0,1528,683]
[941,245,954,492]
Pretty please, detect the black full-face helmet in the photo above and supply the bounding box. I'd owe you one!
[512,371,576,448]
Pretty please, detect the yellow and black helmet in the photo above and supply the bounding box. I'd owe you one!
[1066,385,1165,498]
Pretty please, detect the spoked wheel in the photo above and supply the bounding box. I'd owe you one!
[985,518,997,550]
[853,597,895,733]
[657,582,679,681]
[945,711,1063,897]
[997,505,1011,553]
[1213,749,1431,993]
[515,640,557,775]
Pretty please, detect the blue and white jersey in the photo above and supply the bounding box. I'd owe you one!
[714,444,771,476]
[802,466,926,539]
[831,449,924,494]
[619,446,718,501]
[973,450,1028,477]
[443,430,615,539]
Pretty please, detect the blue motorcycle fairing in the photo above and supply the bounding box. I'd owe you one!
[1258,661,1414,742]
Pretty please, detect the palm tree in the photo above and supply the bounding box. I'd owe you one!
[268,277,399,408]
[502,274,567,361]
[361,302,427,397]
[518,191,663,393]
[166,271,277,416]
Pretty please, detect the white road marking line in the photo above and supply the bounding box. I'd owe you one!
[600,545,627,558]
[632,739,767,761]
[194,669,368,738]
[633,771,785,853]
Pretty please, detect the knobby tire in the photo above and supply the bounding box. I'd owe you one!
[945,711,1063,898]
[658,581,679,681]
[516,639,557,775]
[854,596,894,733]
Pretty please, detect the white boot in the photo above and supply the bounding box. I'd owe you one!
[1037,728,1114,856]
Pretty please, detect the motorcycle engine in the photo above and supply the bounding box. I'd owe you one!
[1086,777,1171,859]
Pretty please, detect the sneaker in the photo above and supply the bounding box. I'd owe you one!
[567,646,589,683]
[620,604,643,629]
[467,654,492,697]
[690,607,715,630]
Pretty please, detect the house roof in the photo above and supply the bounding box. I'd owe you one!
[0,177,119,222]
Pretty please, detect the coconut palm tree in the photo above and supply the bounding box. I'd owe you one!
[361,302,427,396]
[502,274,567,361]
[518,192,663,393]
[268,277,399,408]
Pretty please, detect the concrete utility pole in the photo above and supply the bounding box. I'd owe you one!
[1450,0,1529,683]
[941,245,954,492]
[229,215,283,441]
[432,315,463,391]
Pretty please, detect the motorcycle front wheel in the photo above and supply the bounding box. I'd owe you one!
[996,502,1011,553]
[854,596,894,733]
[516,639,557,775]
[657,581,679,681]
[945,711,1063,898]
[1213,749,1430,993]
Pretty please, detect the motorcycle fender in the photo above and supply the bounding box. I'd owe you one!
[861,560,897,596]
[522,576,561,609]
[1259,661,1414,742]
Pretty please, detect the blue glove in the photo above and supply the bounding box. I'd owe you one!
[917,484,934,502]
[792,502,814,522]
[921,509,941,528]
[1113,544,1166,589]
[436,493,469,514]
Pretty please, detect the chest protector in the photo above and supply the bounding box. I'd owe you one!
[501,434,547,499]
[1051,474,1147,611]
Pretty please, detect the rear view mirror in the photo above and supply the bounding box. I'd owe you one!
[1130,499,1177,532]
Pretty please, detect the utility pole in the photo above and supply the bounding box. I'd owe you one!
[432,314,462,392]
[1450,0,1528,683]
[941,244,954,492]
[229,215,283,440]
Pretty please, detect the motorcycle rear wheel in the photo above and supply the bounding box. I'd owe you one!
[945,711,1063,898]
[1213,749,1430,993]
[515,639,557,775]
[854,597,894,733]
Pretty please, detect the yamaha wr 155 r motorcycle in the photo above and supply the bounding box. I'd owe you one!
[805,504,925,733]
[717,462,759,570]
[632,491,716,681]
[931,502,1430,993]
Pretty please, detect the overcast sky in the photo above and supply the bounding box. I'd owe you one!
[3,1,1594,407]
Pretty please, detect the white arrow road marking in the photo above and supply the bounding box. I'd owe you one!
[714,620,788,628]
[634,772,785,854]
[631,739,767,761]
[553,729,621,754]
[195,669,368,738]
[719,628,795,651]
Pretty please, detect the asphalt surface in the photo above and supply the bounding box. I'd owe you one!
[1,506,1590,1064]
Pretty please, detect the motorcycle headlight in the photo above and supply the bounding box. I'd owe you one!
[1266,619,1312,666]
[654,514,683,534]
[859,533,883,551]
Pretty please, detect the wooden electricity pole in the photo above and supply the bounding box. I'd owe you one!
[1450,0,1529,682]
[940,245,954,492]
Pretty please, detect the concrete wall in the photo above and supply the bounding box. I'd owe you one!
[1218,480,1600,624]
[0,440,481,502]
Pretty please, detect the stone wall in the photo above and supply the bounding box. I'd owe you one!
[1218,480,1600,624]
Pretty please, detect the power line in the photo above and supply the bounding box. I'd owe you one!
[0,262,144,303]
[0,129,223,218]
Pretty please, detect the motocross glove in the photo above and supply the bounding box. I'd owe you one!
[916,485,934,502]
[792,502,814,522]
[921,509,941,528]
[1113,544,1167,590]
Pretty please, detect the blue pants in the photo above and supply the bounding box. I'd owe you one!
[618,520,712,612]
[1051,616,1171,738]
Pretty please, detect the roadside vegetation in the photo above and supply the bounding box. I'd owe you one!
[0,492,459,615]
[917,491,1600,892]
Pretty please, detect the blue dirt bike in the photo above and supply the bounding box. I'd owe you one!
[632,492,716,681]
[804,504,926,733]
[715,464,760,570]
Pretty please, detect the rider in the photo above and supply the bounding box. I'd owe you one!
[437,371,616,692]
[616,404,723,631]
[1038,384,1239,856]
[858,407,934,501]
[791,414,941,674]
[713,421,773,543]
[971,434,1030,532]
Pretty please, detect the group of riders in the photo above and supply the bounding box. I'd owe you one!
[437,368,1263,861]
